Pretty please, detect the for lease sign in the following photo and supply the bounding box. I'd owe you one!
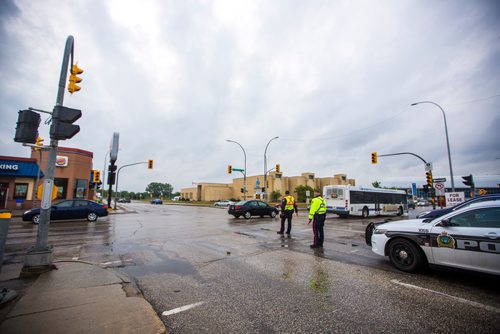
[445,192,465,206]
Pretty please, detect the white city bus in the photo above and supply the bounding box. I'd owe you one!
[323,185,408,218]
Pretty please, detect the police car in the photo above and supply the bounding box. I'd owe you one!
[368,201,500,275]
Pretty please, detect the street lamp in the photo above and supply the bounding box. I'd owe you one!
[263,136,279,201]
[226,139,247,200]
[411,101,455,191]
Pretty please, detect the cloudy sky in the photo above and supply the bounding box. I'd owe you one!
[1,0,499,193]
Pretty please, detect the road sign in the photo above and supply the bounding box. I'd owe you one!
[232,168,244,172]
[425,162,433,172]
[38,183,59,202]
[434,182,445,196]
[433,178,446,182]
[479,189,487,195]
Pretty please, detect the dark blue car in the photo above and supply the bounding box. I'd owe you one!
[23,199,109,224]
[416,194,500,219]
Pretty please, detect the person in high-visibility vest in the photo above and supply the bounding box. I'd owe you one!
[277,190,298,237]
[308,189,327,248]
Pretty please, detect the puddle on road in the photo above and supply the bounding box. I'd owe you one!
[109,240,199,277]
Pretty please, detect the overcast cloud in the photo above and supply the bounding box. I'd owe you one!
[1,0,499,192]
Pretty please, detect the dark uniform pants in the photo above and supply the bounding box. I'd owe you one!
[280,210,294,234]
[313,213,326,246]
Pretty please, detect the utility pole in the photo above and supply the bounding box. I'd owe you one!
[23,36,82,274]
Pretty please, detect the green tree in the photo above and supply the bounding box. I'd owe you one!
[372,181,381,188]
[270,190,281,202]
[145,182,173,198]
[294,185,314,202]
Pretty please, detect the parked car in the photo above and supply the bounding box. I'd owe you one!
[117,198,131,203]
[23,199,108,224]
[150,198,163,204]
[214,200,235,207]
[228,200,279,219]
[368,201,500,275]
[417,194,500,219]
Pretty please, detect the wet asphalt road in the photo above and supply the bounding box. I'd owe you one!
[5,203,500,333]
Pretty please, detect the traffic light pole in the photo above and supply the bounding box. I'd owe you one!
[113,162,147,210]
[377,151,436,209]
[23,36,76,273]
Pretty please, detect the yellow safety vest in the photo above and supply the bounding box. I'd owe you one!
[284,195,295,211]
[308,196,326,220]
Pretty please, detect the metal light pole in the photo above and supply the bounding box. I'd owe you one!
[23,36,76,273]
[102,151,109,200]
[226,140,247,200]
[263,136,279,201]
[114,162,147,210]
[411,101,455,191]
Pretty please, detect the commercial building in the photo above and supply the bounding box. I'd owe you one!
[0,147,95,210]
[180,172,355,202]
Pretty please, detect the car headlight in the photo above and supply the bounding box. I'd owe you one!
[416,211,430,218]
[373,228,388,235]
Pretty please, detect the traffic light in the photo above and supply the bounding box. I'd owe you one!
[93,170,101,183]
[228,165,232,174]
[49,105,82,140]
[426,171,433,187]
[148,159,154,169]
[276,164,280,173]
[34,137,44,151]
[14,110,41,144]
[68,64,83,94]
[371,152,378,164]
[462,174,474,187]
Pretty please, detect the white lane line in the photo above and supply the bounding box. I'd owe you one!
[162,301,205,316]
[391,279,500,314]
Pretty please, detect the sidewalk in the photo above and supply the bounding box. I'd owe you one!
[0,261,166,333]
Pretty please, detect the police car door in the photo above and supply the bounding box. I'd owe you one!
[430,207,500,274]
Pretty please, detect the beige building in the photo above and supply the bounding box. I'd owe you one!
[181,172,355,202]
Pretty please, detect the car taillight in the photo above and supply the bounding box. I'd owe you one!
[236,205,241,210]
[102,205,108,209]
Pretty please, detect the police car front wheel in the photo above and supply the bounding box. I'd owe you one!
[388,238,426,273]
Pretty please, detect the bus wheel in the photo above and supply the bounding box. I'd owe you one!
[362,207,369,218]
[397,206,403,216]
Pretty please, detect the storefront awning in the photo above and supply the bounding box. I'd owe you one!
[0,158,44,178]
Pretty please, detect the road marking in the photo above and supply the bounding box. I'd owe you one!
[162,301,205,316]
[391,279,500,314]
